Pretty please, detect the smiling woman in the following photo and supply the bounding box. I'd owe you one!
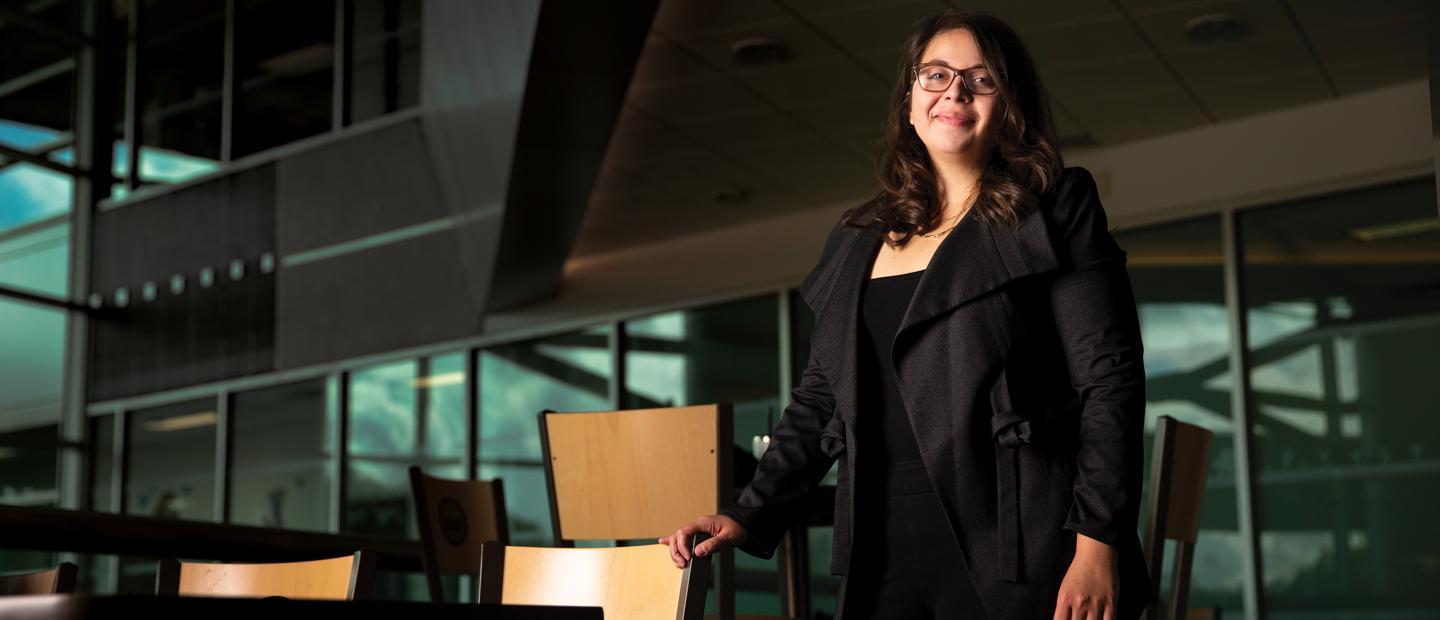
[663,9,1153,620]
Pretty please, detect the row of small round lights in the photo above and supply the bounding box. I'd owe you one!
[90,252,276,309]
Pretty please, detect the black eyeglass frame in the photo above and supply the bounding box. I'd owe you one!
[910,63,1001,95]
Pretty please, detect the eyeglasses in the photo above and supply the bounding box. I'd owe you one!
[911,63,999,95]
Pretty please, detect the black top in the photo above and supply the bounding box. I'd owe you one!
[856,269,925,465]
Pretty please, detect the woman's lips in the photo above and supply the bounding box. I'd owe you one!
[933,113,975,125]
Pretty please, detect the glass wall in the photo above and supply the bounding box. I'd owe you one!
[1119,216,1247,614]
[479,327,612,546]
[126,398,219,521]
[135,0,225,184]
[231,379,334,531]
[1241,178,1440,618]
[625,296,785,614]
[346,353,466,537]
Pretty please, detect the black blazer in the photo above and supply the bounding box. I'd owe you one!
[719,166,1154,619]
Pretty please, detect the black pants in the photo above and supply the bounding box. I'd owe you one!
[842,459,989,619]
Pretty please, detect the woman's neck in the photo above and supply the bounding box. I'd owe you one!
[930,151,987,220]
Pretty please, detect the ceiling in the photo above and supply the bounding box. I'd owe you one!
[572,0,1429,257]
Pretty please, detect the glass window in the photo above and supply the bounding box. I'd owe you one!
[90,415,116,512]
[0,161,72,235]
[348,0,421,125]
[1117,216,1247,614]
[0,219,68,295]
[480,327,612,546]
[0,424,58,507]
[625,296,783,615]
[0,299,65,447]
[347,353,467,537]
[135,0,225,183]
[232,0,334,158]
[126,398,218,521]
[0,0,75,157]
[1241,178,1440,616]
[231,379,334,531]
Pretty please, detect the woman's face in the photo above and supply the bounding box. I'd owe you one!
[907,28,1001,164]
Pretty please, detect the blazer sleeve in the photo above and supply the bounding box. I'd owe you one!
[1046,166,1148,549]
[717,223,846,559]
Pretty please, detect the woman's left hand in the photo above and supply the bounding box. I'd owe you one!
[1053,533,1118,620]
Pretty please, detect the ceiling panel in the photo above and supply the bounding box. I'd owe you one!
[573,0,1428,261]
[1043,52,1187,107]
[652,0,790,37]
[802,0,944,54]
[1066,87,1209,144]
[1019,16,1151,68]
[736,56,889,108]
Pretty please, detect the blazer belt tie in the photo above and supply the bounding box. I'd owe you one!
[989,369,1031,584]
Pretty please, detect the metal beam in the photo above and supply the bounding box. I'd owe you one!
[1222,208,1266,620]
[0,3,89,46]
[0,58,74,99]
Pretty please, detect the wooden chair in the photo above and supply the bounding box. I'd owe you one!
[0,562,77,595]
[477,536,710,620]
[540,404,741,619]
[154,552,374,600]
[1142,415,1215,620]
[408,465,510,601]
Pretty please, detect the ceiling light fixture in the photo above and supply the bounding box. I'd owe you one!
[711,185,750,204]
[730,37,788,66]
[1348,218,1440,242]
[1183,14,1250,45]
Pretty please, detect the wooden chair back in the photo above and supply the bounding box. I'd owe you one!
[0,562,77,595]
[1142,415,1215,620]
[540,404,732,541]
[540,404,736,619]
[408,465,510,601]
[477,538,709,620]
[155,552,374,600]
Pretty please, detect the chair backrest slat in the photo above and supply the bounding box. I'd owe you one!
[479,539,710,620]
[156,552,372,600]
[0,562,77,596]
[1142,415,1215,620]
[409,466,510,601]
[541,404,730,542]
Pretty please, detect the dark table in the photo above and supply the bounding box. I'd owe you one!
[0,595,603,619]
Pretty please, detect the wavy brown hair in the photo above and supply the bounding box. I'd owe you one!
[845,9,1064,246]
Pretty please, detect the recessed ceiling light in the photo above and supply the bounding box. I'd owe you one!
[1183,14,1250,45]
[711,185,750,203]
[730,37,788,66]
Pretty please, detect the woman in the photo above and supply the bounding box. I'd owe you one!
[662,9,1153,620]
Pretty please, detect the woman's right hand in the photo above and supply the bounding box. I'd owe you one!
[659,514,749,568]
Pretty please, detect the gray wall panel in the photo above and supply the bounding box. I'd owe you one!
[277,118,448,255]
[275,229,482,369]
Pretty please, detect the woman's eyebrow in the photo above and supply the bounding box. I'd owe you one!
[919,60,985,70]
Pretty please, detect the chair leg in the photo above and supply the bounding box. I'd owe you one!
[778,525,811,619]
[716,548,734,620]
[1169,541,1196,620]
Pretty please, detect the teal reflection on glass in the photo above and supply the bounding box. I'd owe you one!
[348,359,417,536]
[480,328,612,545]
[347,355,468,536]
[1118,216,1248,615]
[0,162,71,234]
[0,299,65,431]
[422,353,467,476]
[0,219,68,295]
[231,379,333,532]
[1241,178,1440,617]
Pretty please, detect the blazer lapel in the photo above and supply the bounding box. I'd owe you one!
[806,226,883,427]
[896,204,1060,337]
